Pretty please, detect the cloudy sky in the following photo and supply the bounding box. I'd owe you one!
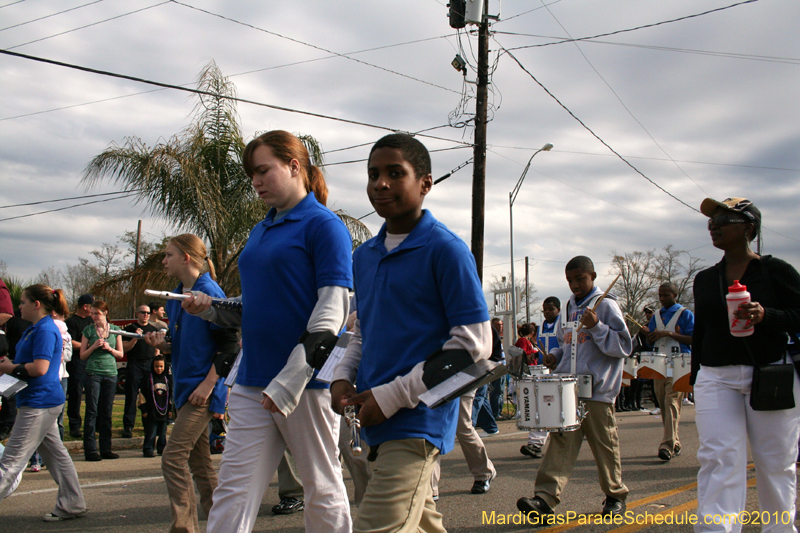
[1,0,798,322]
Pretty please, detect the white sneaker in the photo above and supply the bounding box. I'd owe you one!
[682,398,694,406]
[478,429,500,438]
[649,407,661,415]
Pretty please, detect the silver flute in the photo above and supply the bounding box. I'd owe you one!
[144,289,242,311]
[114,329,168,340]
[344,405,362,456]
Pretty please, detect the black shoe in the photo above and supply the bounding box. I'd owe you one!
[69,430,82,439]
[471,472,496,494]
[0,427,11,441]
[517,496,554,516]
[658,448,672,461]
[602,496,626,516]
[272,497,304,515]
[673,444,682,457]
[520,444,543,458]
[101,452,119,460]
[85,453,102,462]
[143,450,156,457]
[122,429,133,439]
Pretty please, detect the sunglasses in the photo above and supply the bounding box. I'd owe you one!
[138,311,151,315]
[707,215,748,231]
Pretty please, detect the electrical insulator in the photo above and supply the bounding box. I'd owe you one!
[448,0,466,29]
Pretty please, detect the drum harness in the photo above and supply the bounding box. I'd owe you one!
[653,307,685,377]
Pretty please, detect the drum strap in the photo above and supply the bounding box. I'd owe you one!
[562,295,602,375]
[654,307,684,356]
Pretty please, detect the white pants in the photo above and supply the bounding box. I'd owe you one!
[0,405,86,517]
[695,365,800,533]
[527,430,548,448]
[206,385,351,533]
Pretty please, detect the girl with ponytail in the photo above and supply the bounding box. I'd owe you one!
[183,130,353,532]
[144,233,229,533]
[0,285,86,520]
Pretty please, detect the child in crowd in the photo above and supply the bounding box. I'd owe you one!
[517,257,632,518]
[331,133,491,533]
[139,355,169,457]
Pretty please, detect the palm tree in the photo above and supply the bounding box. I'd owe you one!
[82,61,370,306]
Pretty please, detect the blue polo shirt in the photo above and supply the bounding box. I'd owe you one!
[167,272,228,414]
[237,192,353,389]
[648,303,694,353]
[14,315,65,408]
[354,210,489,454]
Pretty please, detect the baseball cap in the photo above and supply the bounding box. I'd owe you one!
[700,197,761,233]
[77,294,95,306]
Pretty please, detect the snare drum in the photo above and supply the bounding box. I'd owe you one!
[528,365,550,376]
[671,353,693,392]
[516,374,583,432]
[622,356,638,379]
[637,352,668,379]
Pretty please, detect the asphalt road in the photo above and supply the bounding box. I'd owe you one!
[3,403,798,532]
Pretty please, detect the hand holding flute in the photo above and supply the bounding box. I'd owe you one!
[344,404,363,456]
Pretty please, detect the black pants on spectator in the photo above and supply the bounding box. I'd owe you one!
[123,359,152,432]
[66,358,87,434]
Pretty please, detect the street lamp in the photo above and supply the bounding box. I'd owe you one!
[509,143,553,337]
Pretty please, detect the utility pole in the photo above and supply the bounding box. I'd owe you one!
[525,256,530,324]
[133,219,141,316]
[470,1,490,281]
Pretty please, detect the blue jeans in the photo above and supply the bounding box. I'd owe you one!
[83,374,116,456]
[142,416,167,455]
[472,384,497,433]
[489,378,504,419]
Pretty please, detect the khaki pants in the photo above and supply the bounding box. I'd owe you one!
[534,400,628,508]
[653,377,683,453]
[356,439,444,533]
[161,401,216,533]
[431,391,494,496]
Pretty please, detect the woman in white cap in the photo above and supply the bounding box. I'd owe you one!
[691,197,800,533]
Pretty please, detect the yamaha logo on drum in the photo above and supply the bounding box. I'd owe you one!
[522,387,531,421]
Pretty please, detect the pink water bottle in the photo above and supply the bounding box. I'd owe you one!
[726,280,754,337]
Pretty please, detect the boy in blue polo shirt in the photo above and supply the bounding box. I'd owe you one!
[331,133,491,533]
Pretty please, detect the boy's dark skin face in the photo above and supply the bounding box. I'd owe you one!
[367,147,432,234]
[542,303,559,323]
[658,286,677,309]
[566,267,599,330]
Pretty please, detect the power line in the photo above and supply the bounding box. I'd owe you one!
[0,189,143,209]
[0,192,138,222]
[5,1,170,50]
[171,0,460,95]
[491,146,800,173]
[504,0,760,52]
[0,0,28,8]
[0,0,106,32]
[494,33,800,65]
[535,4,708,196]
[327,145,470,167]
[0,49,473,148]
[497,44,700,213]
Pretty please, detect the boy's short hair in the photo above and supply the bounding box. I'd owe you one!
[659,282,679,295]
[148,301,163,312]
[369,133,431,178]
[152,355,166,364]
[565,255,594,274]
[543,296,561,309]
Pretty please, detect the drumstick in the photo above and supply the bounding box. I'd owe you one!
[575,273,622,334]
[624,314,645,329]
[144,289,242,311]
[536,339,547,354]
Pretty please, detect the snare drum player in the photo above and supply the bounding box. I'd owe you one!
[517,256,632,518]
[330,133,491,533]
[647,282,693,462]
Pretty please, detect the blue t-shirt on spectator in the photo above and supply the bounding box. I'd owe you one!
[14,315,65,408]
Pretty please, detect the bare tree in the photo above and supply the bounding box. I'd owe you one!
[651,244,704,309]
[62,258,101,308]
[35,266,63,288]
[610,250,657,326]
